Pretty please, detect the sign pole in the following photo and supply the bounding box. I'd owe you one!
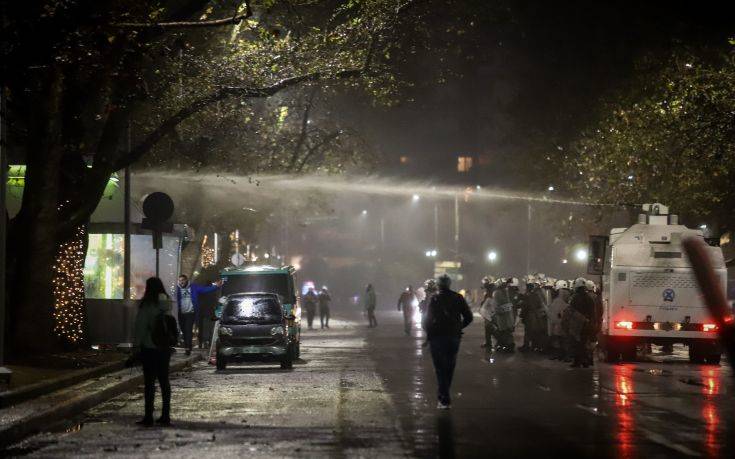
[0,92,10,385]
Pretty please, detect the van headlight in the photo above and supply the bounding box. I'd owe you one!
[271,326,284,336]
[219,327,233,336]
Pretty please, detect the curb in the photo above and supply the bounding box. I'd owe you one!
[0,353,202,449]
[0,360,126,409]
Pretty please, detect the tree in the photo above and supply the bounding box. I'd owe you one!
[2,0,420,353]
[560,44,735,232]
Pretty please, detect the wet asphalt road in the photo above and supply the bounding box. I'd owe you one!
[5,310,734,458]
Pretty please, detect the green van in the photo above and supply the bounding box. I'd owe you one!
[219,265,302,358]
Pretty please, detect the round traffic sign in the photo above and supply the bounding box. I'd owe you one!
[142,192,174,222]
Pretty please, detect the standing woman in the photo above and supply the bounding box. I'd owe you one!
[134,277,174,426]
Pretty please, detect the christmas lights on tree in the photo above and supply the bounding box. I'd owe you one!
[200,234,215,268]
[51,226,86,344]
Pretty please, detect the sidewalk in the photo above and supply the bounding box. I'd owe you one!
[0,351,202,449]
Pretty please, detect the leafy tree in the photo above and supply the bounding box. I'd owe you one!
[560,45,735,232]
[2,0,420,353]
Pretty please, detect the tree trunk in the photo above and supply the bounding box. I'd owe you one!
[8,73,66,355]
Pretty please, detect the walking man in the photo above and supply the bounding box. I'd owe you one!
[318,286,331,329]
[365,284,378,328]
[422,274,473,409]
[397,285,417,335]
[176,275,221,356]
[304,288,318,329]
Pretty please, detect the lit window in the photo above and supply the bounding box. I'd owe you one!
[457,156,474,172]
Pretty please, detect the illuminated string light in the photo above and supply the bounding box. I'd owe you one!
[201,234,215,268]
[52,226,86,344]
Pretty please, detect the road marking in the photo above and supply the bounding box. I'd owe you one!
[638,427,699,457]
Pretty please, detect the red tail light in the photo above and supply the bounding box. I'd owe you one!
[702,323,718,332]
[615,321,633,330]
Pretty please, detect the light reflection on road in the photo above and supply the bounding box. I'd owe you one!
[700,366,720,458]
[614,365,635,459]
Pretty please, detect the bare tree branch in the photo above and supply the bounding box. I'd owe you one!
[288,86,318,171]
[115,3,252,29]
[296,130,342,173]
[113,67,363,171]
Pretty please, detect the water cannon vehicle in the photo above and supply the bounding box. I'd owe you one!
[587,203,726,364]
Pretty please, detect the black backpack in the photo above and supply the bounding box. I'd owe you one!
[152,313,179,349]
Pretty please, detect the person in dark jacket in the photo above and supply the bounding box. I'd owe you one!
[569,278,596,368]
[518,279,545,352]
[365,284,378,328]
[134,277,174,426]
[176,275,221,355]
[318,287,332,329]
[304,288,318,329]
[422,274,473,409]
[397,285,417,335]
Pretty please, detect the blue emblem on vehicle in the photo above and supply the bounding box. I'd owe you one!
[662,288,675,302]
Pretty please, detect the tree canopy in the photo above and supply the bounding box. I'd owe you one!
[560,44,735,231]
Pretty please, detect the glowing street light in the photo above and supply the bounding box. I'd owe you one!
[412,194,420,203]
[547,185,555,191]
[487,250,498,263]
[575,248,588,262]
[562,258,568,264]
[361,209,368,216]
[425,249,438,258]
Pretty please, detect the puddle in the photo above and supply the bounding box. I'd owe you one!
[575,404,606,416]
[633,368,672,376]
[679,378,705,387]
[64,422,84,433]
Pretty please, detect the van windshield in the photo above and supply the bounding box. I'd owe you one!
[222,274,291,301]
[224,297,282,323]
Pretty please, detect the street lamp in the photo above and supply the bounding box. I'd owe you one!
[547,185,555,191]
[575,248,587,262]
[561,258,568,264]
[425,249,437,258]
[361,209,368,216]
[487,250,498,263]
[412,194,420,203]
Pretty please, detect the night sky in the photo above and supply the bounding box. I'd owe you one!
[342,1,735,182]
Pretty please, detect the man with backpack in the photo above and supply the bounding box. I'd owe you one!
[422,274,473,409]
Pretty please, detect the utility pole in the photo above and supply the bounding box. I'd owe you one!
[454,193,460,259]
[379,217,385,252]
[0,92,10,385]
[526,203,532,275]
[433,203,439,252]
[123,123,131,300]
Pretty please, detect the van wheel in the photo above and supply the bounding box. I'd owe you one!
[280,357,293,370]
[622,344,637,362]
[688,344,704,364]
[216,354,227,371]
[604,343,619,363]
